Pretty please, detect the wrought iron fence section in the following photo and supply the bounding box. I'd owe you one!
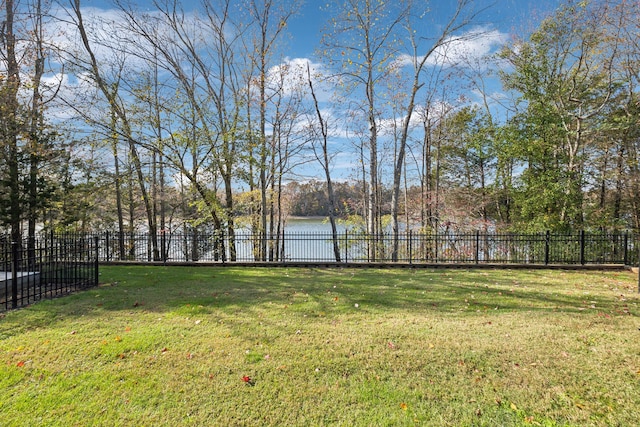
[91,230,638,266]
[1,236,99,311]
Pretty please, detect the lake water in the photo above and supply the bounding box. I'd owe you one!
[104,218,376,262]
[282,217,348,234]
[233,217,352,261]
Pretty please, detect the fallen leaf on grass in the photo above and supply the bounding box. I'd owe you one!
[16,361,25,367]
[400,403,408,410]
[242,375,255,386]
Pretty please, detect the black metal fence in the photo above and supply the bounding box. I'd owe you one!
[1,236,99,311]
[95,230,639,266]
[1,231,636,311]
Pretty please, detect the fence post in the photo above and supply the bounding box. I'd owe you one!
[37,237,44,299]
[475,230,480,264]
[580,230,586,265]
[408,230,413,265]
[11,241,18,309]
[545,231,550,265]
[94,236,99,287]
[344,230,348,264]
[222,229,227,264]
[105,231,109,262]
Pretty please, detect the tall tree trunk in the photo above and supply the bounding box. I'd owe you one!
[127,160,136,260]
[112,140,125,259]
[307,64,341,262]
[613,146,625,228]
[27,0,46,266]
[4,0,22,245]
[366,84,379,261]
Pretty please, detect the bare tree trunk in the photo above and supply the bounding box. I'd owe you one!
[366,82,379,261]
[26,0,46,266]
[307,64,341,262]
[111,126,126,259]
[126,159,136,260]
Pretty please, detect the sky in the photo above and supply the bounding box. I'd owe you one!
[283,0,562,59]
[81,0,563,63]
[44,0,567,183]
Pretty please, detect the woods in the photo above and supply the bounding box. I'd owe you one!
[1,0,639,261]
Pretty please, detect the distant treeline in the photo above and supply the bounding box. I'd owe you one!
[287,180,388,218]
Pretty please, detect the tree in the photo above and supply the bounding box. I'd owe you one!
[321,0,407,260]
[263,59,307,261]
[1,0,23,243]
[440,106,495,229]
[500,0,621,231]
[243,0,299,260]
[65,0,161,258]
[0,0,61,247]
[600,0,640,233]
[306,63,341,261]
[389,0,483,260]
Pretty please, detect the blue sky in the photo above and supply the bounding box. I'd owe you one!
[82,0,562,59]
[284,0,562,58]
[50,0,566,183]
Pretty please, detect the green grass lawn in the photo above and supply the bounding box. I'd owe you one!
[1,266,639,426]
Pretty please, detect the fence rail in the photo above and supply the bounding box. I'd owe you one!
[1,236,99,311]
[92,230,638,266]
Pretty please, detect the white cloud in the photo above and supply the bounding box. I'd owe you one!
[396,26,509,69]
[266,57,332,101]
[378,100,454,137]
